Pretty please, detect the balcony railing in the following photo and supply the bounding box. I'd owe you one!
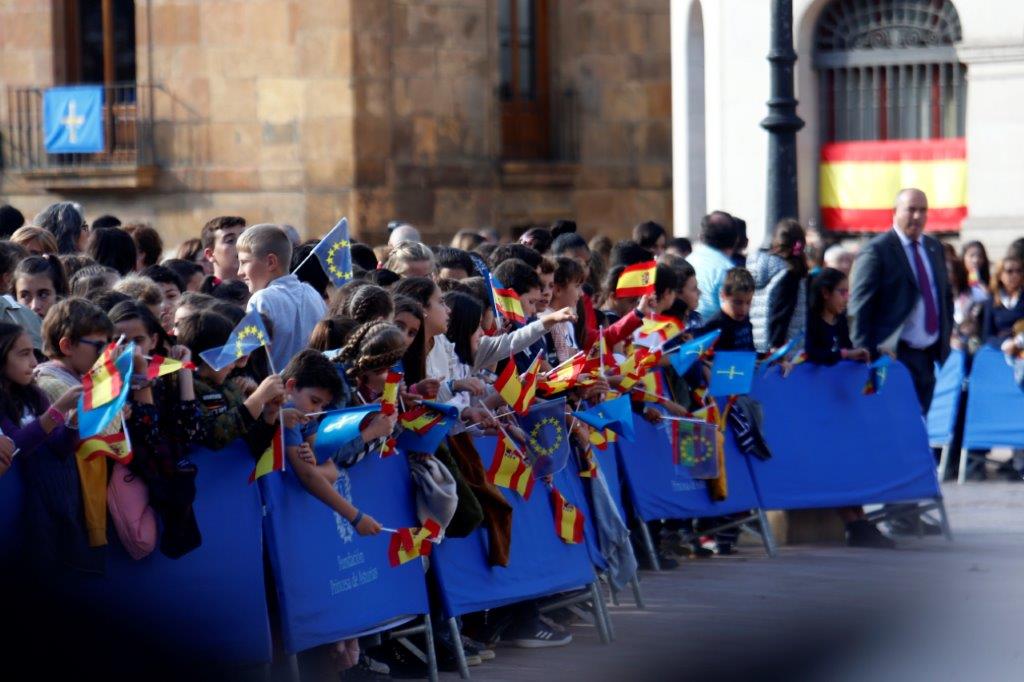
[2,82,156,188]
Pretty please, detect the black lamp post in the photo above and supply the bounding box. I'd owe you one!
[760,0,805,236]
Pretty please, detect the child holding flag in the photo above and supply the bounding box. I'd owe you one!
[0,321,89,571]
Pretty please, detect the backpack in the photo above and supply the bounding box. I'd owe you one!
[107,462,158,560]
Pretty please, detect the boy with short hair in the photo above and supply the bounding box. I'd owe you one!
[689,267,755,351]
[237,224,327,371]
[201,216,246,283]
[492,258,547,371]
[279,349,382,535]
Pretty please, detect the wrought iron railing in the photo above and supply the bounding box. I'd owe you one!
[2,82,156,172]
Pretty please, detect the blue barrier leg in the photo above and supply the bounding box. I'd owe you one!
[756,509,778,558]
[935,496,954,542]
[957,448,969,485]
[589,582,612,645]
[937,445,950,482]
[630,573,646,609]
[447,616,470,680]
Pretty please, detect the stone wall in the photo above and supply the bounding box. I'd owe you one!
[0,0,672,249]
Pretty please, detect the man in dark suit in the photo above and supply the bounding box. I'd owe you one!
[850,188,953,412]
[849,188,953,536]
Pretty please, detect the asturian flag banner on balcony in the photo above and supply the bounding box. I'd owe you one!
[43,85,105,154]
[819,138,967,232]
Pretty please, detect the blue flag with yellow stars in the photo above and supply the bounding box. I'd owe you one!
[312,217,353,287]
[199,310,272,372]
[572,394,635,441]
[708,351,757,397]
[517,397,570,478]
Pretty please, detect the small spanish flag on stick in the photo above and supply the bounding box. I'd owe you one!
[490,274,527,325]
[145,355,196,380]
[487,432,535,499]
[82,341,125,411]
[388,519,442,567]
[76,430,132,464]
[494,353,542,415]
[249,423,286,484]
[380,370,402,416]
[615,260,657,298]
[550,486,585,544]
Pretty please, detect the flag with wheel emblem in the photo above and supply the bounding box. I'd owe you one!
[550,487,585,544]
[388,519,442,567]
[487,432,535,499]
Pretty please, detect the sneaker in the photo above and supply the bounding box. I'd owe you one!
[846,520,896,549]
[462,635,495,661]
[501,619,573,649]
[341,654,391,680]
[371,641,428,679]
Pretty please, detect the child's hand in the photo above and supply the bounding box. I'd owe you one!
[354,513,382,536]
[411,378,440,399]
[461,406,497,430]
[453,377,487,396]
[638,293,657,315]
[642,406,662,424]
[295,442,316,465]
[169,345,192,364]
[540,307,578,328]
[132,345,147,372]
[251,374,285,406]
[0,435,15,475]
[53,385,83,414]
[580,377,610,403]
[845,348,871,362]
[399,389,422,406]
[362,412,397,442]
[281,408,307,430]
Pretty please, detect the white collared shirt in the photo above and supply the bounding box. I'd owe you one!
[892,226,939,349]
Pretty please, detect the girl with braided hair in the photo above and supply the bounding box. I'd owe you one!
[338,320,409,403]
[344,284,394,324]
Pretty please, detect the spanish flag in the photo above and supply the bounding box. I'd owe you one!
[577,444,599,478]
[490,274,527,325]
[540,352,586,394]
[388,519,442,567]
[550,487,585,544]
[819,138,967,232]
[618,347,662,393]
[399,404,444,435]
[145,355,196,380]
[615,260,657,298]
[76,431,132,464]
[636,314,683,346]
[494,353,541,415]
[249,424,285,484]
[81,341,123,410]
[487,433,535,499]
[380,370,402,416]
[584,331,618,376]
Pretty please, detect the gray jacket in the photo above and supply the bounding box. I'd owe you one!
[747,251,807,352]
[472,319,548,371]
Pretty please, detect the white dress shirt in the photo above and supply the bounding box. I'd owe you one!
[892,226,939,349]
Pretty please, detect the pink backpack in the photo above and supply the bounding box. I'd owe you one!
[107,463,158,560]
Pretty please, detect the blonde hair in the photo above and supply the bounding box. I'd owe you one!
[114,275,164,308]
[10,226,58,255]
[382,240,434,276]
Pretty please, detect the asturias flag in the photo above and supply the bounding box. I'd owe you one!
[199,311,271,371]
[708,351,757,397]
[44,86,104,153]
[667,329,721,375]
[313,404,382,464]
[572,394,635,441]
[863,355,892,395]
[312,217,354,287]
[78,342,135,439]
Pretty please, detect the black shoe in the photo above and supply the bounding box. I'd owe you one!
[371,641,429,679]
[715,543,737,555]
[846,520,896,549]
[888,518,943,537]
[341,654,391,680]
[500,617,572,649]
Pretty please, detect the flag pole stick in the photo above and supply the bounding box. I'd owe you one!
[380,527,441,543]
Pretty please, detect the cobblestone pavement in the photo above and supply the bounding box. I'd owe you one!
[456,482,1024,682]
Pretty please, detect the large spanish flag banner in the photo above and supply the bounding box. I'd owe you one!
[820,138,967,232]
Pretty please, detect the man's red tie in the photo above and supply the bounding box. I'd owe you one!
[911,240,939,335]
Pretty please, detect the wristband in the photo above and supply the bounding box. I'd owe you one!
[351,510,364,527]
[46,406,65,426]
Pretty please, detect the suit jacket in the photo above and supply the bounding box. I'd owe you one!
[849,229,953,362]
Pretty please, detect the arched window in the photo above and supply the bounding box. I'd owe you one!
[815,0,964,141]
[814,0,968,233]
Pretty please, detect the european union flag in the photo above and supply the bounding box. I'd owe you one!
[199,310,271,372]
[79,342,135,438]
[517,397,570,478]
[668,329,721,375]
[708,351,757,397]
[395,401,459,454]
[44,86,104,154]
[572,394,635,441]
[313,404,382,464]
[311,217,353,287]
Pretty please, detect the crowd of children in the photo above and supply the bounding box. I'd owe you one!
[1,201,1017,678]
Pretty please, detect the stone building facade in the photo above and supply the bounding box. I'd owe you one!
[0,0,672,247]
